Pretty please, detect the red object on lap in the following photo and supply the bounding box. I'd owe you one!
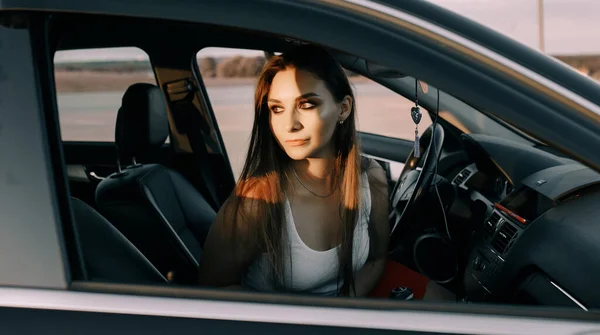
[368,260,429,299]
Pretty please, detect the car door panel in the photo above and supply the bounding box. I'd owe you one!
[0,307,425,335]
[1,286,597,335]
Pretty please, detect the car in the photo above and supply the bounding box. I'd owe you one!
[1,0,600,333]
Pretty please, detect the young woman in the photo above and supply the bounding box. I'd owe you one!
[198,45,389,297]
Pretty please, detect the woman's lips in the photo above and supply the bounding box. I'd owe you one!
[285,139,309,147]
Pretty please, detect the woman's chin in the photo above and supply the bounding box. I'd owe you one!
[284,147,333,161]
[285,150,310,161]
[283,145,314,160]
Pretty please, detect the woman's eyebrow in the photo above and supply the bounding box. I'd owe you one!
[297,93,320,100]
[268,93,320,104]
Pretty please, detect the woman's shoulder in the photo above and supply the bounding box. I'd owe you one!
[234,174,281,205]
[213,176,274,248]
[219,174,282,226]
[361,156,387,191]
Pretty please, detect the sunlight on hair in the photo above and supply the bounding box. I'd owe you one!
[234,172,283,205]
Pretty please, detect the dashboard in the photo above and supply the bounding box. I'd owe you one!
[450,134,600,310]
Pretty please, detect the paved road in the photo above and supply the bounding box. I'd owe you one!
[58,82,430,177]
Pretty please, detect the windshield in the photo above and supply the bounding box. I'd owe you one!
[437,90,535,145]
[391,76,535,145]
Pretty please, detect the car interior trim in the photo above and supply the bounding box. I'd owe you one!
[0,287,597,334]
[550,281,588,312]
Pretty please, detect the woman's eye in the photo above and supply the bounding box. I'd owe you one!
[299,101,316,109]
[270,106,284,114]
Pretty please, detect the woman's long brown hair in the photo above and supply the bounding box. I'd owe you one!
[226,45,369,295]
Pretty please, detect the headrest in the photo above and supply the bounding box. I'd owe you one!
[115,83,169,161]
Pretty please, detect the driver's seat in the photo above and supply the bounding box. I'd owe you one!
[71,197,166,284]
[95,83,216,285]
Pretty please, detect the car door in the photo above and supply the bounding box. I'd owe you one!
[1,2,600,334]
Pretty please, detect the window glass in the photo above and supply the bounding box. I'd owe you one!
[197,47,265,178]
[353,78,431,140]
[54,47,157,142]
[197,48,430,178]
[388,76,533,145]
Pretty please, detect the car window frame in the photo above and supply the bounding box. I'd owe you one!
[56,3,597,305]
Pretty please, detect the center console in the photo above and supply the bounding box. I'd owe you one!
[463,163,600,300]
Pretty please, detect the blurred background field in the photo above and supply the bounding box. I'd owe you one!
[54,54,600,93]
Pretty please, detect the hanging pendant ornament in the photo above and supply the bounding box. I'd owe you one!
[412,106,421,158]
[411,79,422,158]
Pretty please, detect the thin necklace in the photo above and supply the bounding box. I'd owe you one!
[291,166,335,198]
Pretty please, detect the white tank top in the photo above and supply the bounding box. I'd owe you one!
[242,172,371,296]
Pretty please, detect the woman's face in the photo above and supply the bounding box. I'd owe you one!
[268,68,351,160]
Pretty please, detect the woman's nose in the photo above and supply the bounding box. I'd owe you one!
[286,110,303,132]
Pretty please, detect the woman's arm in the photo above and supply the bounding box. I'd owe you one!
[197,194,261,288]
[347,159,390,297]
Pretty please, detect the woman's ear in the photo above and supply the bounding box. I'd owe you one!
[339,95,353,122]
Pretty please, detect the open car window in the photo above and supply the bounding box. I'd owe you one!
[197,47,432,178]
[54,47,161,142]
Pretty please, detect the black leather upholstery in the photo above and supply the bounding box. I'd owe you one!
[115,83,170,161]
[95,83,216,285]
[70,197,166,284]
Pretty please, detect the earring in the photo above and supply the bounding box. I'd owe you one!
[339,119,344,125]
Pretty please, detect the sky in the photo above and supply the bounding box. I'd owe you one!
[54,0,600,63]
[433,0,600,54]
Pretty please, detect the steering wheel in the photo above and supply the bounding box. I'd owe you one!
[388,123,445,252]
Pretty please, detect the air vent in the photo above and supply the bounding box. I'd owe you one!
[484,212,502,238]
[454,169,472,185]
[491,221,519,254]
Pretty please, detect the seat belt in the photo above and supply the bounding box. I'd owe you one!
[163,78,221,210]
